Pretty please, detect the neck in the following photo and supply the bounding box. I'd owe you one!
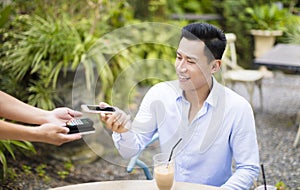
[184,78,213,107]
[184,79,212,122]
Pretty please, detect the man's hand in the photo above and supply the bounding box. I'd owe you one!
[99,102,131,133]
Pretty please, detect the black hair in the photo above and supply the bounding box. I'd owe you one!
[180,23,226,61]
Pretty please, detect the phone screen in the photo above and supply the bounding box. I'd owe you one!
[87,105,115,112]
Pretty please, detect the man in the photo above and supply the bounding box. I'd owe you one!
[100,23,260,189]
[0,91,82,146]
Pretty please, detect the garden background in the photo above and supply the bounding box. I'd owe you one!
[0,0,300,189]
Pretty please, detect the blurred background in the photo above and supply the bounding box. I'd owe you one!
[0,0,299,189]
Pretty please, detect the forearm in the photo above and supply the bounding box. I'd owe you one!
[0,120,82,145]
[0,91,49,124]
[0,120,39,142]
[112,131,141,159]
[221,165,260,190]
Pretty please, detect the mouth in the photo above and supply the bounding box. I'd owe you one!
[178,74,190,82]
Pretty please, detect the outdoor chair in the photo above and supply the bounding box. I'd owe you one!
[126,133,159,180]
[222,33,264,109]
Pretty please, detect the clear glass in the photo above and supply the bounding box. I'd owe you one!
[153,153,174,190]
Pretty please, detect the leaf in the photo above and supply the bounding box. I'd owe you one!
[0,151,7,179]
[2,141,16,160]
[0,5,12,28]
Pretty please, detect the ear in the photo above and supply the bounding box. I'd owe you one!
[211,60,221,74]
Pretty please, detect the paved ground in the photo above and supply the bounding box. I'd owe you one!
[232,71,300,189]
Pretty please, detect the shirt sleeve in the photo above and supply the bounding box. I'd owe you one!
[112,85,159,159]
[112,131,140,159]
[221,102,260,190]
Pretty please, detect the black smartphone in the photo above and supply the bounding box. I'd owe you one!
[81,104,115,114]
[66,118,95,135]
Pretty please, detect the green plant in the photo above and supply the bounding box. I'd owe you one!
[35,164,46,178]
[275,181,287,190]
[21,164,32,175]
[95,22,178,109]
[286,27,300,45]
[0,0,137,109]
[0,5,12,28]
[283,15,300,45]
[57,171,69,180]
[244,3,292,31]
[55,160,74,179]
[1,15,86,109]
[0,140,36,181]
[63,160,74,172]
[35,163,51,183]
[166,0,215,15]
[221,0,254,68]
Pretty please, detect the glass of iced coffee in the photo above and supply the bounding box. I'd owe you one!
[153,153,175,190]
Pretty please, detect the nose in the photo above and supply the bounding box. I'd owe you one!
[176,59,187,73]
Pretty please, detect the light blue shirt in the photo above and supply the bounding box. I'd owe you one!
[112,78,260,190]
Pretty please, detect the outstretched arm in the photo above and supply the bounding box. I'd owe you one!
[0,91,82,125]
[0,120,81,146]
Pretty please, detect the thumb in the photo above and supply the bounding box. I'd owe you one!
[99,102,111,108]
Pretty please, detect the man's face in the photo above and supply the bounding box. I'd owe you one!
[175,37,215,92]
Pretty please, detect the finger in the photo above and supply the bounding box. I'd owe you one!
[105,114,116,130]
[58,133,82,144]
[100,113,107,121]
[68,110,83,117]
[99,102,111,108]
[111,123,119,131]
[106,114,114,124]
[124,114,131,130]
[111,120,122,132]
[117,113,127,126]
[66,133,82,140]
[57,125,70,134]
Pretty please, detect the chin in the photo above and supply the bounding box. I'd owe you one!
[179,83,195,91]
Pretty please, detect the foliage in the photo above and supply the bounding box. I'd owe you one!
[0,140,36,181]
[1,15,92,109]
[21,165,32,175]
[0,0,137,183]
[2,0,298,186]
[56,160,74,180]
[90,22,179,108]
[244,3,292,31]
[283,16,300,45]
[0,0,136,109]
[166,0,216,15]
[275,181,287,190]
[0,4,11,28]
[221,0,254,68]
[35,164,51,183]
[222,0,300,68]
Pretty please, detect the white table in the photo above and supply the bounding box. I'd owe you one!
[254,43,300,71]
[254,43,300,147]
[48,180,223,190]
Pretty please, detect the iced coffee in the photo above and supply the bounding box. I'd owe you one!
[153,153,175,190]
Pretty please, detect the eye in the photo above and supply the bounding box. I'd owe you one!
[187,60,196,64]
[176,54,182,60]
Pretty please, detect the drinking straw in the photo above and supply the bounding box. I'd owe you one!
[261,164,267,190]
[168,138,183,162]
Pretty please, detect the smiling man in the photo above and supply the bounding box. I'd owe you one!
[100,23,260,190]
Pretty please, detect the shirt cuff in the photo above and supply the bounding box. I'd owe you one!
[112,131,135,149]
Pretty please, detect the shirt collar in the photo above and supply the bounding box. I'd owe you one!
[175,77,222,108]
